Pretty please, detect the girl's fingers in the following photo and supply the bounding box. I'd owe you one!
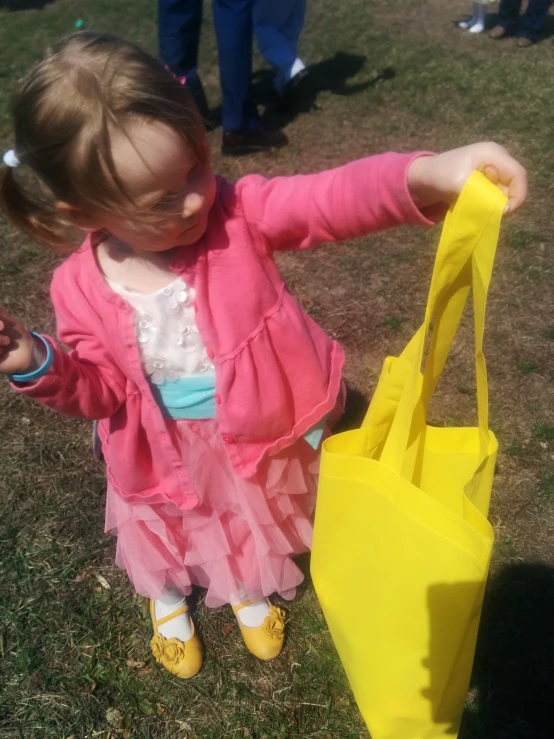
[505,167,528,215]
[481,160,527,217]
[483,164,500,186]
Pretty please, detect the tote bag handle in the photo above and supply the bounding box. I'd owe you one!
[378,172,507,476]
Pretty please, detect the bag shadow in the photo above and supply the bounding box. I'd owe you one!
[424,563,554,738]
[424,581,487,735]
[460,562,554,739]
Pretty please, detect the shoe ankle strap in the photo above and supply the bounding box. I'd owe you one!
[153,603,189,628]
[232,598,269,614]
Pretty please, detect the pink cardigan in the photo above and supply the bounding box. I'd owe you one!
[13,153,433,510]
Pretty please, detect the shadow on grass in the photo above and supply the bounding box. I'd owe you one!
[0,0,54,9]
[255,52,396,129]
[203,52,393,132]
[543,13,554,40]
[461,562,554,739]
[334,383,369,434]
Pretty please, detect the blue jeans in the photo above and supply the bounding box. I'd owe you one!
[254,0,306,93]
[158,0,203,99]
[212,0,259,132]
[159,0,259,131]
[158,0,202,77]
[497,0,550,40]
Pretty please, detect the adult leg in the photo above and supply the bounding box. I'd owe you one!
[517,0,550,41]
[158,0,203,78]
[213,0,288,154]
[254,0,306,94]
[280,0,306,60]
[157,0,211,120]
[491,0,523,34]
[212,0,259,132]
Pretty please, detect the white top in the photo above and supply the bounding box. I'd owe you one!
[108,276,215,385]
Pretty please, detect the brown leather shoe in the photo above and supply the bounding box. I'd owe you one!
[489,25,509,39]
[222,128,288,156]
[516,36,534,48]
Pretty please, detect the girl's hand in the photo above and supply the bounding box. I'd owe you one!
[407,142,527,217]
[0,306,37,375]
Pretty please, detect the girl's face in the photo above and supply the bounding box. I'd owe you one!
[83,120,216,254]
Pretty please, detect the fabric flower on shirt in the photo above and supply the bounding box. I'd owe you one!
[177,322,202,352]
[157,284,195,314]
[135,313,159,344]
[144,356,179,385]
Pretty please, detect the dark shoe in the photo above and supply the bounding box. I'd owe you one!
[279,67,310,111]
[222,128,288,156]
[516,36,534,48]
[489,25,509,39]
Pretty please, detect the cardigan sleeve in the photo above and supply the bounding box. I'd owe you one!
[235,152,439,253]
[10,267,127,420]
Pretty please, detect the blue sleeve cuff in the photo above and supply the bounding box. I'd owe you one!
[9,333,54,383]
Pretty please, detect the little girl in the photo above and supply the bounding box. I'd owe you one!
[0,32,526,679]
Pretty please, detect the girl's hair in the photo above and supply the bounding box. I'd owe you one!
[0,31,209,251]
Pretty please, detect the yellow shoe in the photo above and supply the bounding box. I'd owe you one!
[149,600,203,679]
[232,600,286,661]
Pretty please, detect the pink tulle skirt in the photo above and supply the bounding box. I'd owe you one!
[105,418,321,607]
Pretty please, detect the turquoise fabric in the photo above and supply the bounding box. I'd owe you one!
[154,374,327,447]
[154,375,216,420]
[303,416,327,450]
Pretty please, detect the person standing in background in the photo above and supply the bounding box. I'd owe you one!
[158,0,212,122]
[254,0,309,107]
[212,0,288,154]
[489,0,551,46]
[159,0,288,155]
[457,1,495,34]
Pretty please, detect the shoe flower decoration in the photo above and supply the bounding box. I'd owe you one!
[151,634,187,668]
[264,607,286,639]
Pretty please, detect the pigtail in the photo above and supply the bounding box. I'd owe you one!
[0,163,73,252]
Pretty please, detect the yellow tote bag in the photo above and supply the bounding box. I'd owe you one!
[311,172,507,739]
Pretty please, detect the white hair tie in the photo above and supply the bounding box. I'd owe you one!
[3,150,20,168]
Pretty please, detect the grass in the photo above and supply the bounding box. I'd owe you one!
[532,423,554,441]
[1,0,554,737]
[518,361,539,375]
[382,316,405,332]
